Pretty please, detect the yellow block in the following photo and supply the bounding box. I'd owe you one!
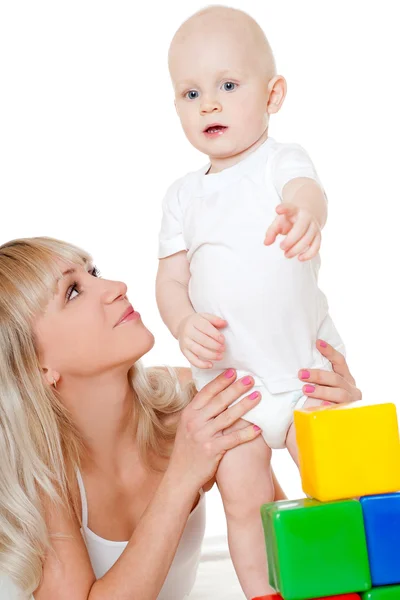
[294,403,400,501]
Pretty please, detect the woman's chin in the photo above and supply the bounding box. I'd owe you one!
[146,330,156,351]
[131,328,155,361]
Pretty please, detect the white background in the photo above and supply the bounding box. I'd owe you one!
[1,0,399,547]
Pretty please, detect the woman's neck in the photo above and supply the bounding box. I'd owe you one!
[60,370,137,474]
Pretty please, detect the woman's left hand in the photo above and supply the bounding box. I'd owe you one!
[298,340,362,406]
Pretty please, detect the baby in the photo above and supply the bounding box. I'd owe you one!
[156,6,345,599]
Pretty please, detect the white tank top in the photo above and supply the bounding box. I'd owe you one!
[76,469,206,599]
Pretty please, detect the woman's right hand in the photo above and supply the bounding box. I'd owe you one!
[169,369,262,490]
[299,340,362,405]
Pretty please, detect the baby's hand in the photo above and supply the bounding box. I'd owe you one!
[264,203,321,260]
[177,313,227,369]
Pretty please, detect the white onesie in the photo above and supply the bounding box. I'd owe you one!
[158,137,345,449]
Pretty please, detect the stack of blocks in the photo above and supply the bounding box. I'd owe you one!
[260,402,400,600]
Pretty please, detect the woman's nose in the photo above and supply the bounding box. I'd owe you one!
[102,280,128,304]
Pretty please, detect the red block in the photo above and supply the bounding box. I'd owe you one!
[251,595,360,600]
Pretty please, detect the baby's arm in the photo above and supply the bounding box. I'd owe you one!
[156,252,227,369]
[265,144,328,261]
[281,176,327,228]
[157,180,227,368]
[156,251,193,339]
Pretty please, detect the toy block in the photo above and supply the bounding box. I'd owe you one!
[294,403,400,501]
[310,596,361,599]
[251,593,361,599]
[361,585,400,599]
[261,498,371,600]
[360,493,400,586]
[251,595,282,600]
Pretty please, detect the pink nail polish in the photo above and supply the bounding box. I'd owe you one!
[249,391,259,400]
[322,401,332,406]
[301,370,310,379]
[319,340,328,348]
[253,425,261,432]
[242,376,252,385]
[304,384,315,394]
[225,369,235,378]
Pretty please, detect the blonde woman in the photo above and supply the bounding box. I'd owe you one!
[0,237,361,600]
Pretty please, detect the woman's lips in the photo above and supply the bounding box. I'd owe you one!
[115,305,141,327]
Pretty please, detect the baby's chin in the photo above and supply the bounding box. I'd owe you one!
[204,141,258,161]
[190,136,249,160]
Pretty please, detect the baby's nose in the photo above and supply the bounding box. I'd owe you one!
[200,99,222,114]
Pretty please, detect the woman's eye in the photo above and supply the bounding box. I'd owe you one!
[90,266,101,278]
[66,283,79,302]
[222,81,237,92]
[65,266,101,302]
[186,90,199,100]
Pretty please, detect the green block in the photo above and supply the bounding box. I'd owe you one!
[261,498,371,600]
[362,585,400,599]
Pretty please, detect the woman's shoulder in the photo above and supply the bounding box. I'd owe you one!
[173,366,193,388]
[147,366,216,492]
[148,365,193,388]
[146,366,192,425]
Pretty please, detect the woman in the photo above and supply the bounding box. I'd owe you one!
[0,236,361,600]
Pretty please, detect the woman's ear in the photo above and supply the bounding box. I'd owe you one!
[267,75,287,115]
[42,367,61,388]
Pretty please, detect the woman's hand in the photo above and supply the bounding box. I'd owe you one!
[299,340,362,406]
[169,369,262,491]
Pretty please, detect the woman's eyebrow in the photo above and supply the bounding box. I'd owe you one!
[60,264,92,279]
[52,268,74,295]
[61,267,76,278]
[54,264,93,292]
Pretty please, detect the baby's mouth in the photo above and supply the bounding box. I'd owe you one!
[203,124,228,135]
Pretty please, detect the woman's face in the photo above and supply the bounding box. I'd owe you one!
[34,260,155,380]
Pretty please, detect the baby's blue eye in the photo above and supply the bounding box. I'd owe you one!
[222,82,236,92]
[186,90,199,100]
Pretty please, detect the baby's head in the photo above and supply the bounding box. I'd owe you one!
[169,5,286,162]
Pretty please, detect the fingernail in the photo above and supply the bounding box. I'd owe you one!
[249,391,259,400]
[253,425,261,432]
[242,376,252,385]
[304,384,315,394]
[322,401,332,406]
[319,340,328,348]
[225,369,235,378]
[301,370,310,379]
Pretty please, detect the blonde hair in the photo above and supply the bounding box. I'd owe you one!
[0,236,195,596]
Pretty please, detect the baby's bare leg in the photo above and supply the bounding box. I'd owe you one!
[286,397,324,466]
[216,418,276,599]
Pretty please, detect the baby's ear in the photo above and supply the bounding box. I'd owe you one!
[267,75,287,114]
